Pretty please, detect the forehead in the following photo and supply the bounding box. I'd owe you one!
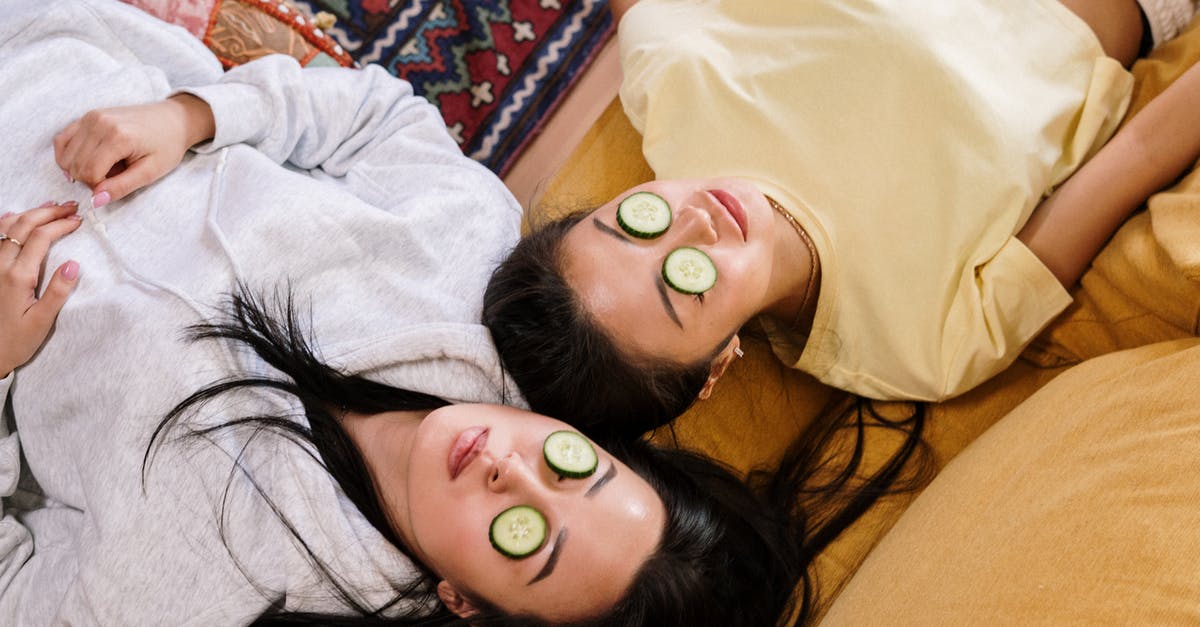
[518,456,666,620]
[447,402,561,426]
[561,222,671,345]
[594,179,696,212]
[594,177,751,211]
[562,216,718,366]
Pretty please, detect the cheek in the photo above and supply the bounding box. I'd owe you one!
[711,247,766,295]
[416,502,490,576]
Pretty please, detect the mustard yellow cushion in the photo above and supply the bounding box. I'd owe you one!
[820,338,1200,626]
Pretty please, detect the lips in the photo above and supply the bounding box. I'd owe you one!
[709,189,747,240]
[448,426,489,479]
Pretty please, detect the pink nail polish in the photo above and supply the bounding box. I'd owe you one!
[0,212,11,220]
[61,260,80,281]
[63,169,73,183]
[92,191,111,208]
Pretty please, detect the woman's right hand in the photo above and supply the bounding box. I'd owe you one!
[54,94,215,208]
[0,203,83,378]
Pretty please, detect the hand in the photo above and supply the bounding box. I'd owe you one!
[0,202,84,378]
[54,94,215,207]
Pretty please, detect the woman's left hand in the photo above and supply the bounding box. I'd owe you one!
[0,202,83,378]
[53,95,215,207]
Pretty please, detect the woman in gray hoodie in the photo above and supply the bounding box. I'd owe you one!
[0,0,810,625]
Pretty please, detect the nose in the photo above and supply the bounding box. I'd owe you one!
[487,452,545,495]
[671,204,718,246]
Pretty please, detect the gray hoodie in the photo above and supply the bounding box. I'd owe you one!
[0,0,522,623]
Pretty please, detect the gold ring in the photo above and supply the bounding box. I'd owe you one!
[0,234,22,248]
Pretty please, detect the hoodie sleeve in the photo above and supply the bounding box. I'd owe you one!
[0,374,34,605]
[0,373,86,623]
[180,57,465,176]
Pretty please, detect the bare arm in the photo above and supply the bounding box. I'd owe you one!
[1019,60,1200,287]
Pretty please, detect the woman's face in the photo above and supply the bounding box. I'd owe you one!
[561,177,780,367]
[400,404,666,622]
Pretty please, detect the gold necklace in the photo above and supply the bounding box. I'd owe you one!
[765,194,819,331]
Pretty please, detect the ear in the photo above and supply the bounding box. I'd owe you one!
[437,580,479,619]
[697,335,741,400]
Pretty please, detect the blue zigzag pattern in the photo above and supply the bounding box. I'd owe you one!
[397,3,512,100]
[466,0,609,166]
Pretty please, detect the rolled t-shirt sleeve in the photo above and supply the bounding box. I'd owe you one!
[817,238,1071,401]
[939,237,1073,398]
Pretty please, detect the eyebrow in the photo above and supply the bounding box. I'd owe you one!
[592,217,683,329]
[585,463,617,498]
[591,217,633,243]
[654,273,684,329]
[527,527,568,585]
[526,464,616,585]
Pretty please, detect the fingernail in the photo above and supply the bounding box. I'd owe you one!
[61,260,79,281]
[63,169,73,183]
[38,201,55,208]
[0,212,10,220]
[62,200,78,208]
[92,191,111,208]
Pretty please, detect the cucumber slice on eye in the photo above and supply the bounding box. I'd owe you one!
[490,505,548,559]
[617,191,672,239]
[663,247,717,295]
[543,430,598,479]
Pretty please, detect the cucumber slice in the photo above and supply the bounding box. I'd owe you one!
[543,430,598,479]
[662,247,717,295]
[490,505,548,559]
[617,191,672,239]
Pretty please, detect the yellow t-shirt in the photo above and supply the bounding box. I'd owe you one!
[619,0,1133,401]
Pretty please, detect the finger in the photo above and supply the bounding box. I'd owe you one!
[94,156,167,204]
[53,120,81,172]
[25,259,80,334]
[63,121,111,187]
[74,130,136,188]
[0,203,79,259]
[12,215,84,278]
[0,203,60,232]
[57,119,90,183]
[59,111,111,184]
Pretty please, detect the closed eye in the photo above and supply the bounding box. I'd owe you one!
[693,293,705,305]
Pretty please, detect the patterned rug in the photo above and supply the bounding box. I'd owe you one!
[292,0,614,175]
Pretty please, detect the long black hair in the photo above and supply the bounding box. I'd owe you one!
[483,212,709,441]
[765,394,932,618]
[143,286,817,626]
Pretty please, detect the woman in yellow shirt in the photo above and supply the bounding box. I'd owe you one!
[484,0,1200,438]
